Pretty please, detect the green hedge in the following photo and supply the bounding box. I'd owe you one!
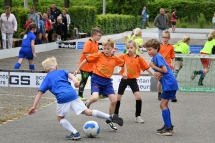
[96,14,141,35]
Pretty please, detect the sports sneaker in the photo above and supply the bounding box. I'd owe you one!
[84,100,90,108]
[171,99,177,102]
[106,120,117,131]
[99,94,107,99]
[157,127,173,136]
[135,116,144,123]
[65,132,81,140]
[157,125,175,133]
[79,96,87,101]
[191,71,196,80]
[110,114,123,126]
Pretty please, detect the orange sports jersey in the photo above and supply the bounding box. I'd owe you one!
[119,54,149,79]
[159,43,175,68]
[86,52,124,78]
[78,39,98,72]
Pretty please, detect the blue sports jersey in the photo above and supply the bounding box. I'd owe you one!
[151,53,178,91]
[21,32,36,48]
[39,70,78,104]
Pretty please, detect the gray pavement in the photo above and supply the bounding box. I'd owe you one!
[0,31,215,143]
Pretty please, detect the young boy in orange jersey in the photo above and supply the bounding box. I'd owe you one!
[114,40,153,123]
[74,37,127,131]
[77,27,102,101]
[158,30,176,102]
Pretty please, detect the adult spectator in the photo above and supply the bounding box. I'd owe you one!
[165,10,170,29]
[59,8,71,41]
[154,8,168,43]
[50,3,61,21]
[0,6,17,49]
[27,7,40,31]
[141,6,147,29]
[212,13,215,30]
[47,8,55,42]
[171,9,177,33]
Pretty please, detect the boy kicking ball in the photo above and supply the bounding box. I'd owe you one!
[28,57,123,140]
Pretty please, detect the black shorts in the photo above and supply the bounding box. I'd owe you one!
[117,78,139,95]
[172,21,176,25]
[175,52,183,62]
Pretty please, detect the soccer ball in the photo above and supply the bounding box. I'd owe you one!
[83,121,100,137]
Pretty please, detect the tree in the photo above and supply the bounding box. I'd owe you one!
[4,0,12,7]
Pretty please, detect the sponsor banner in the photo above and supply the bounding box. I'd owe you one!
[0,72,9,87]
[115,43,125,51]
[77,42,85,49]
[189,45,203,54]
[4,72,151,91]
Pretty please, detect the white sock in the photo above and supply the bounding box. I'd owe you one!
[92,110,110,120]
[60,118,77,134]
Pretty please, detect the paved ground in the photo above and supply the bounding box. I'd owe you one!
[0,32,215,143]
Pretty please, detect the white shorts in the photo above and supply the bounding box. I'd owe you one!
[56,98,87,117]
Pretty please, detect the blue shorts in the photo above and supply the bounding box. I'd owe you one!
[162,90,177,100]
[18,48,33,60]
[91,74,115,96]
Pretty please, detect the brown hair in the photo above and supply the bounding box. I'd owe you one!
[5,6,11,10]
[30,6,35,10]
[144,39,160,52]
[62,8,67,12]
[91,27,102,37]
[102,37,114,48]
[208,30,215,41]
[24,23,37,34]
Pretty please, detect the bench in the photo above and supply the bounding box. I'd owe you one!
[6,38,22,48]
[73,28,87,39]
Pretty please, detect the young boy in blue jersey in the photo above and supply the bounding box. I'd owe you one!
[28,56,123,140]
[14,24,37,70]
[144,39,178,136]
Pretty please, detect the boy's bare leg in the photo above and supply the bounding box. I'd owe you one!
[85,92,99,108]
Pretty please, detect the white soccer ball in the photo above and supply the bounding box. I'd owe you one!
[83,121,100,137]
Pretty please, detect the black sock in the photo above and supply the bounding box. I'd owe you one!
[114,101,121,115]
[135,100,142,117]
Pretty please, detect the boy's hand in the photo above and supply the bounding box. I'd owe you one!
[28,107,36,115]
[73,70,79,76]
[154,72,162,80]
[74,82,79,88]
[122,73,127,79]
[149,62,156,68]
[171,64,174,70]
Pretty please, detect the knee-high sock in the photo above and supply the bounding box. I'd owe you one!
[37,39,42,44]
[162,109,171,128]
[92,110,110,120]
[114,101,121,115]
[29,64,35,70]
[60,118,77,134]
[167,108,172,127]
[135,100,142,117]
[14,62,21,69]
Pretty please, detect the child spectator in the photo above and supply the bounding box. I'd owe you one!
[42,13,52,43]
[74,37,127,131]
[56,16,64,42]
[37,12,45,44]
[28,56,123,140]
[145,39,178,136]
[25,17,34,29]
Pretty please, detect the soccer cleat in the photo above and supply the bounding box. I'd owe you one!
[106,120,117,131]
[99,94,107,99]
[65,132,81,140]
[84,100,90,108]
[157,127,173,136]
[79,96,87,101]
[198,82,204,86]
[191,71,197,80]
[158,92,162,100]
[157,125,175,133]
[135,116,144,123]
[171,99,177,102]
[110,114,123,126]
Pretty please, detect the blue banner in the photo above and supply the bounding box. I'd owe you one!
[115,43,125,51]
[189,45,203,54]
[76,42,85,49]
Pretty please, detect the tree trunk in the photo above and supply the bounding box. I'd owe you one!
[4,0,12,8]
[64,0,70,8]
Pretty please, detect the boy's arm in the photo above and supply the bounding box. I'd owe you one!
[68,73,79,88]
[74,59,87,75]
[171,58,175,69]
[28,91,43,115]
[122,63,127,79]
[146,68,153,76]
[149,62,167,73]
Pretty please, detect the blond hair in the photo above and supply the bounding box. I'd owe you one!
[126,40,139,49]
[42,57,57,72]
[131,28,142,40]
[144,39,160,52]
[181,35,190,43]
[102,37,114,47]
[162,30,170,38]
[208,30,215,41]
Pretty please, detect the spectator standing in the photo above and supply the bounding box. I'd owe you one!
[141,6,148,29]
[212,13,215,30]
[37,12,45,44]
[42,13,52,43]
[171,9,177,33]
[154,8,168,43]
[27,7,40,32]
[60,8,70,41]
[165,10,170,29]
[0,6,17,49]
[47,8,55,42]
